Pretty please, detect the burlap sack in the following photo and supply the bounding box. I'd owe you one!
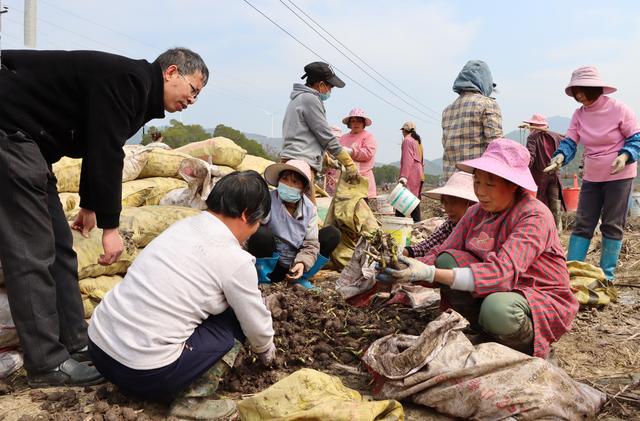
[79,275,123,318]
[121,178,187,207]
[122,145,151,182]
[52,157,82,193]
[138,148,193,179]
[362,310,606,420]
[73,229,137,279]
[118,206,200,248]
[235,154,274,174]
[176,137,246,168]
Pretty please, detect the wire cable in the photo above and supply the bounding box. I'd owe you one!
[279,0,439,121]
[285,0,441,118]
[241,0,436,125]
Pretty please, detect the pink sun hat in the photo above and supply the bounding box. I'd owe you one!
[456,138,537,192]
[264,159,313,192]
[523,113,548,127]
[565,66,617,96]
[424,171,478,202]
[342,107,372,127]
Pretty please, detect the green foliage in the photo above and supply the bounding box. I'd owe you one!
[142,120,211,148]
[373,165,400,185]
[213,124,275,160]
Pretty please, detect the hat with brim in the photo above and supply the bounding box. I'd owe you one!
[522,113,548,127]
[565,65,616,96]
[456,138,538,192]
[424,171,478,202]
[264,160,313,193]
[301,61,346,88]
[342,107,372,127]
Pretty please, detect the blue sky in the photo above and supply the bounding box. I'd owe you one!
[2,0,640,162]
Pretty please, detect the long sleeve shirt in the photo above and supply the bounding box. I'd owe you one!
[340,130,378,197]
[419,194,578,358]
[399,135,424,197]
[0,50,165,228]
[441,92,503,179]
[89,212,274,370]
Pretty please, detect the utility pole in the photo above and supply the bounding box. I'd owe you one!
[0,0,9,69]
[24,0,37,48]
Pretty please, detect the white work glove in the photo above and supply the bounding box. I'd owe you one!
[398,177,408,186]
[257,342,276,366]
[611,153,629,174]
[543,155,564,174]
[377,256,436,283]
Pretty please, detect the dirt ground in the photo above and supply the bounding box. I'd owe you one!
[1,205,639,420]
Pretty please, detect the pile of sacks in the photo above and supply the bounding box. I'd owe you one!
[0,137,276,378]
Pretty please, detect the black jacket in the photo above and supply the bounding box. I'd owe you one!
[0,50,165,228]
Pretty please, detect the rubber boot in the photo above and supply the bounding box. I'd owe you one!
[566,234,591,262]
[255,253,279,284]
[292,255,329,289]
[549,199,563,231]
[599,237,622,280]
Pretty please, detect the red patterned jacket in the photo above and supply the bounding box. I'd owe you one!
[419,193,578,358]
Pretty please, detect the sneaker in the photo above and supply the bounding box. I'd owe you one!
[27,358,104,388]
[170,398,237,420]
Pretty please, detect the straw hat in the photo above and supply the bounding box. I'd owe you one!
[522,113,548,127]
[342,108,372,127]
[565,66,616,96]
[264,160,313,192]
[424,172,478,202]
[456,138,537,192]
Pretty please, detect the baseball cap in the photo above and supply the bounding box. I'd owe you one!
[301,61,345,88]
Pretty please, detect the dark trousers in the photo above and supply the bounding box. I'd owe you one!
[89,308,246,402]
[246,225,340,281]
[573,178,633,240]
[0,130,86,372]
[396,205,421,223]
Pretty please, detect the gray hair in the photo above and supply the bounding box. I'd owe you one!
[154,47,209,86]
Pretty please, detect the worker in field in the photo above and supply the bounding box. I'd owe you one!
[522,114,564,230]
[281,61,360,201]
[0,47,208,387]
[442,60,503,179]
[89,171,275,419]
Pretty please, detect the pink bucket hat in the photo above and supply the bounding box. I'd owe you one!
[264,159,313,192]
[522,113,548,127]
[565,66,616,96]
[424,171,478,203]
[342,108,372,127]
[456,138,537,192]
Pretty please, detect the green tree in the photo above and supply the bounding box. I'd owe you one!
[373,165,400,185]
[142,120,211,148]
[213,124,275,160]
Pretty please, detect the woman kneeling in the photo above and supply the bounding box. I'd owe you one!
[380,138,578,358]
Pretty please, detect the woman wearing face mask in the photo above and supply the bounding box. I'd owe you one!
[398,121,425,222]
[379,139,578,358]
[544,66,640,280]
[403,172,477,258]
[339,108,378,199]
[247,160,341,289]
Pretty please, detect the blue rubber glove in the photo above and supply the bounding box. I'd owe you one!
[376,256,436,283]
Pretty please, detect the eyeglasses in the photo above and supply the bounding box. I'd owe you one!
[179,72,200,101]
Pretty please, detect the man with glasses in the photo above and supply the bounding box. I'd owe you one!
[0,47,208,387]
[281,62,360,202]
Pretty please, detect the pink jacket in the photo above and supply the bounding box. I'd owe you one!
[340,130,377,197]
[399,134,424,197]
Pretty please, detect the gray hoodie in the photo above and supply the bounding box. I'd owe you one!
[280,83,343,172]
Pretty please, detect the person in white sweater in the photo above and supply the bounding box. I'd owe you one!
[88,171,275,409]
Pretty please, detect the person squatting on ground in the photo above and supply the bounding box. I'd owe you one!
[397,121,425,222]
[442,60,503,179]
[280,61,360,201]
[338,108,378,199]
[404,171,478,258]
[379,139,579,358]
[88,171,276,419]
[247,160,341,290]
[0,47,207,387]
[523,114,565,230]
[544,66,640,280]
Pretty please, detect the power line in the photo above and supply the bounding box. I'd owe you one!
[285,0,441,118]
[279,0,439,121]
[241,0,435,125]
[4,15,72,49]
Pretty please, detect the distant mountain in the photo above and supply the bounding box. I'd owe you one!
[376,158,443,176]
[243,132,283,156]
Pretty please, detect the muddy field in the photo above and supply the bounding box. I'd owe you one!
[1,204,639,420]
